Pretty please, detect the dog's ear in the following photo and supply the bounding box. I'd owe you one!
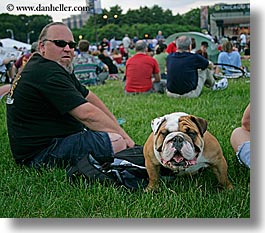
[154,128,168,152]
[190,115,208,137]
[151,117,168,152]
[151,116,166,134]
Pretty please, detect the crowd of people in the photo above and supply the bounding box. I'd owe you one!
[67,30,249,97]
[0,22,250,187]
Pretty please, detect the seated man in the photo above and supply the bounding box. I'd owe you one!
[73,40,108,84]
[6,22,134,172]
[230,103,250,168]
[124,40,165,94]
[166,36,228,98]
[196,41,209,59]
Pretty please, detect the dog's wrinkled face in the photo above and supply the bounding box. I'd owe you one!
[151,112,208,171]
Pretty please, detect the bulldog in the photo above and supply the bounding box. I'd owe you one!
[143,112,233,191]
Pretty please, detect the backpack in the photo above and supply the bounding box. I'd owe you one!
[67,146,149,190]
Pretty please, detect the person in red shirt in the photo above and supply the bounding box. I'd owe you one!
[119,43,128,61]
[125,40,164,94]
[111,49,122,64]
[166,36,178,54]
[11,42,38,79]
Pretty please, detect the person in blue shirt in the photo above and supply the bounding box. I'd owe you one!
[216,40,242,75]
[166,36,228,98]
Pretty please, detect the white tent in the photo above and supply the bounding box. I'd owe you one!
[0,38,31,50]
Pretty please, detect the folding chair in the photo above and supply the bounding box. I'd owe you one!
[214,63,250,79]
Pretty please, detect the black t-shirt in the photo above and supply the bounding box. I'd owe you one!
[99,55,118,74]
[100,41,109,50]
[6,53,89,161]
[166,52,209,95]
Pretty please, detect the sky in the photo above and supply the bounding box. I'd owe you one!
[1,0,251,22]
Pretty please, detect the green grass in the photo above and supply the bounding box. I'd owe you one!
[0,74,250,218]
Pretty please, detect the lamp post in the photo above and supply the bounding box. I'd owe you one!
[89,0,99,45]
[6,29,14,40]
[27,31,34,44]
[102,14,119,25]
[102,14,108,24]
[113,14,119,24]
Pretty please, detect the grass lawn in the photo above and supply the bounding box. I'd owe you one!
[0,71,250,218]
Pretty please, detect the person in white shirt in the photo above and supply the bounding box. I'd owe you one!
[122,34,131,54]
[239,32,247,52]
[0,55,16,83]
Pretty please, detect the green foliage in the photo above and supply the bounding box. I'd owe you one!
[0,14,52,43]
[0,5,200,44]
[73,5,200,43]
[0,71,250,217]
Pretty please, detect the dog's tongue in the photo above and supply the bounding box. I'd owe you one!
[173,154,184,163]
[172,153,197,166]
[186,157,197,166]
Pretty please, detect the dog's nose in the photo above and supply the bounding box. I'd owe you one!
[174,136,184,143]
[172,136,184,149]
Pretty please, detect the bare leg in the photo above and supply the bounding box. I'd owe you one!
[108,132,127,154]
[230,127,250,152]
[0,84,11,98]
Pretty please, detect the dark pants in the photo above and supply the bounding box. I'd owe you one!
[25,129,114,169]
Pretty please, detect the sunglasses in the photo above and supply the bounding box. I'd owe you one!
[43,39,76,49]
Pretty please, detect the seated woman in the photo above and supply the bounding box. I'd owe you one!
[111,49,123,65]
[98,53,119,80]
[215,40,242,75]
[153,43,168,80]
[111,49,125,74]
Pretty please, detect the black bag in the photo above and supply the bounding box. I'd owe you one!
[67,146,149,190]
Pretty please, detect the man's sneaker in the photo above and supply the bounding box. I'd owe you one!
[212,78,228,91]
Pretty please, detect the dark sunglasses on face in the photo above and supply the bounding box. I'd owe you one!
[43,39,76,49]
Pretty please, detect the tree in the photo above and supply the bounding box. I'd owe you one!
[181,8,200,28]
[0,13,52,43]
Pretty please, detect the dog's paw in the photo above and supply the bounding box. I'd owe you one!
[144,183,160,193]
[144,184,159,193]
[226,183,234,190]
